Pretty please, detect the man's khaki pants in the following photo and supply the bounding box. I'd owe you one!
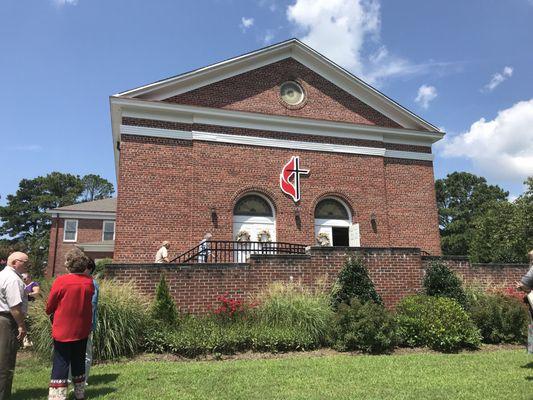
[0,314,18,400]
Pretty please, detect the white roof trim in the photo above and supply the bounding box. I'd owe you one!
[113,39,440,133]
[111,98,442,179]
[47,210,116,220]
[119,124,434,162]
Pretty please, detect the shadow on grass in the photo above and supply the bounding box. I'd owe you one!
[88,373,120,385]
[521,362,533,369]
[13,386,118,400]
[12,388,48,400]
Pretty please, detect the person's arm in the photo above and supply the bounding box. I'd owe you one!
[10,304,26,340]
[45,280,61,315]
[516,265,533,292]
[163,247,170,263]
[9,304,26,340]
[28,284,41,299]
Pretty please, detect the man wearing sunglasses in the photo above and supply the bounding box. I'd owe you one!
[0,252,29,400]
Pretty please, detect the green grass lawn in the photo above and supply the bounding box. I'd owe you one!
[12,349,533,400]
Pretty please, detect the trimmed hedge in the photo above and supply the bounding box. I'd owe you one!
[396,295,481,353]
[466,290,528,344]
[330,299,397,354]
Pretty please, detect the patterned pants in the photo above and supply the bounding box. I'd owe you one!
[49,338,88,400]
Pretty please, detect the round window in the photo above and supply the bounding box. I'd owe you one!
[280,81,305,106]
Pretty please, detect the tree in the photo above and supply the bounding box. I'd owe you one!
[469,176,533,263]
[332,255,382,307]
[80,174,114,202]
[436,172,508,255]
[152,275,178,326]
[423,260,467,307]
[0,172,82,240]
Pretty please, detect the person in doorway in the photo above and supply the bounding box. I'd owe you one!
[46,249,94,400]
[198,233,212,263]
[155,241,170,264]
[0,252,29,400]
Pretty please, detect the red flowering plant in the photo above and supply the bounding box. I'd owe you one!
[210,292,258,323]
[491,286,527,306]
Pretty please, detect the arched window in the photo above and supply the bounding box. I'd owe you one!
[233,194,273,217]
[314,198,349,220]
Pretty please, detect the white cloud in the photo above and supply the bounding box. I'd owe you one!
[286,0,453,85]
[240,17,255,32]
[438,99,533,183]
[7,145,43,152]
[263,30,275,45]
[482,66,513,92]
[53,0,78,6]
[415,85,437,109]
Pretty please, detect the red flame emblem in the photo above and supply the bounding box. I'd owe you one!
[280,156,309,202]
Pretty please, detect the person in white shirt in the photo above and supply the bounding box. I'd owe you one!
[0,251,29,400]
[155,241,170,263]
[198,233,212,263]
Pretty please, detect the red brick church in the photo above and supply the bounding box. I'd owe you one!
[110,38,442,262]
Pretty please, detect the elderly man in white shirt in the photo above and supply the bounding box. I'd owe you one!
[155,241,170,263]
[0,251,29,400]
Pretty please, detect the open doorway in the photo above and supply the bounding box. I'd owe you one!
[332,227,349,246]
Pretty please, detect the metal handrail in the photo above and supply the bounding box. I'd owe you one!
[170,241,307,264]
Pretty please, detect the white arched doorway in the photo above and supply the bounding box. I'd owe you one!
[314,198,360,247]
[233,193,276,242]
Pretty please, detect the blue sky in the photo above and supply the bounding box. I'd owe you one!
[1,0,532,204]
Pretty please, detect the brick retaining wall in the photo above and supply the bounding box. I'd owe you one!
[106,247,529,314]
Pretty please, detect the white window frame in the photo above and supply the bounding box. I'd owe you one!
[63,219,78,242]
[102,220,116,241]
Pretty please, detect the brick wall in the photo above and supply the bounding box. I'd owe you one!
[46,217,113,276]
[106,247,529,314]
[115,121,440,263]
[422,256,528,288]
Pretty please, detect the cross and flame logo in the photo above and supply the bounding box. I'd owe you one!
[279,156,309,202]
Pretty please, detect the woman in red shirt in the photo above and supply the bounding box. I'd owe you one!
[46,249,94,400]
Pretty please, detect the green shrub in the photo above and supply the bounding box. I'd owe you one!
[396,295,481,353]
[423,261,467,307]
[331,299,397,354]
[94,258,113,279]
[253,281,333,344]
[331,255,382,307]
[152,275,178,326]
[30,280,150,361]
[466,289,528,344]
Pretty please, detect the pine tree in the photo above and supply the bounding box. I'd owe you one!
[152,275,178,326]
[332,255,382,307]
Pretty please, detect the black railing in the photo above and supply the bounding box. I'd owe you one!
[170,241,308,264]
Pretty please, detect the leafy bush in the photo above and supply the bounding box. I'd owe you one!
[152,275,178,326]
[94,257,113,279]
[423,261,467,307]
[211,293,254,323]
[396,295,481,353]
[253,281,333,344]
[30,280,150,361]
[330,299,397,354]
[465,288,528,344]
[331,255,382,307]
